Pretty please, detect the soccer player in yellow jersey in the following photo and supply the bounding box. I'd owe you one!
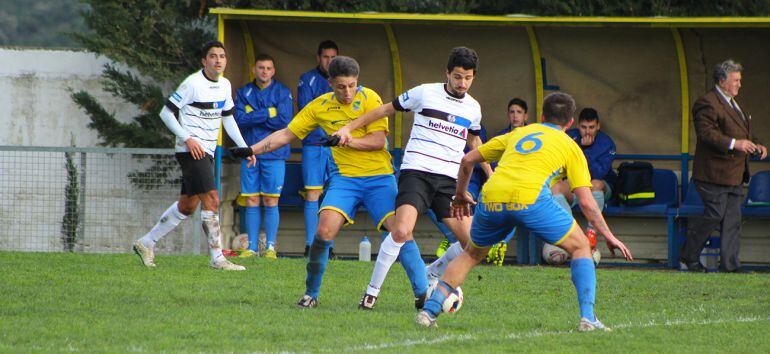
[416,92,633,331]
[230,56,425,308]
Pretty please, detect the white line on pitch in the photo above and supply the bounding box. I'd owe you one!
[342,316,769,352]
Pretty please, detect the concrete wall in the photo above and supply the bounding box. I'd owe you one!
[0,47,137,146]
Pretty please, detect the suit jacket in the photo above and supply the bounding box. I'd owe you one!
[692,88,761,186]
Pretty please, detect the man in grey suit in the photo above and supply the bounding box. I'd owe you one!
[681,59,767,273]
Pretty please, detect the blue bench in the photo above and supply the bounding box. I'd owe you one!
[675,171,770,269]
[743,170,770,217]
[278,162,305,208]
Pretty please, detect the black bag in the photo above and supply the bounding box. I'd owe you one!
[615,161,655,206]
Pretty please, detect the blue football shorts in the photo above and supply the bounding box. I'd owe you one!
[301,145,330,190]
[320,174,396,231]
[240,159,285,197]
[471,188,577,248]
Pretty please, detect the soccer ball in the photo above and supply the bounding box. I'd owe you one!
[591,247,601,265]
[542,242,570,265]
[426,278,464,314]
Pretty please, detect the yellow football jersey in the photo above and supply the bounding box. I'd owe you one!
[288,86,393,177]
[479,123,591,204]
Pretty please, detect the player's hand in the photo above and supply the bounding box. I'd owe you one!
[229,147,254,158]
[333,126,354,146]
[581,134,595,146]
[734,139,757,154]
[604,235,633,261]
[246,155,257,168]
[185,138,205,160]
[320,135,341,147]
[451,191,476,220]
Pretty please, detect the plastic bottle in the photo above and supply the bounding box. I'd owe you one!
[359,236,371,261]
[585,223,598,249]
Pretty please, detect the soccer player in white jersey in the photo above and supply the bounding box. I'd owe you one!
[334,47,491,310]
[132,41,255,271]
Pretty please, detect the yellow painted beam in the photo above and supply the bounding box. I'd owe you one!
[525,26,544,122]
[210,8,770,27]
[240,21,256,81]
[217,14,225,146]
[671,28,690,154]
[383,24,404,149]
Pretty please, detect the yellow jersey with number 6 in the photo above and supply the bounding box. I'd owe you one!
[478,123,591,204]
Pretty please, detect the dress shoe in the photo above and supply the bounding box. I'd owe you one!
[680,258,706,272]
[724,268,753,274]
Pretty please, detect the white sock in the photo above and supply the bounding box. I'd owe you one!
[366,233,404,297]
[201,210,224,262]
[427,241,464,277]
[141,202,187,248]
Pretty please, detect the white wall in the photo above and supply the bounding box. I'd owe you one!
[0,47,138,147]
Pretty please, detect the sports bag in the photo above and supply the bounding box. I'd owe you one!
[615,161,655,206]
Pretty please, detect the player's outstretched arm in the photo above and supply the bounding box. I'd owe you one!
[574,187,633,260]
[334,102,395,146]
[346,130,387,151]
[452,149,483,220]
[251,128,297,156]
[467,134,494,177]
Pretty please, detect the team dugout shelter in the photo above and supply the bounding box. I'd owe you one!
[211,9,770,267]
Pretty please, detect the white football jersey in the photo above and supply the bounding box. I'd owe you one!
[395,83,482,179]
[166,70,235,156]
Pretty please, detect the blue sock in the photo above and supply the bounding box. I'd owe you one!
[424,280,453,317]
[264,205,279,249]
[570,257,597,321]
[399,240,428,297]
[427,210,457,244]
[245,206,261,251]
[305,236,332,299]
[502,226,517,244]
[303,200,319,246]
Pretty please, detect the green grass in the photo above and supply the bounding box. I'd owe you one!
[0,252,768,353]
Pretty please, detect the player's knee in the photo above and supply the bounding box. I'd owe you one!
[245,196,260,207]
[392,225,412,242]
[305,189,321,201]
[315,224,336,241]
[262,196,279,207]
[467,246,487,262]
[177,201,197,216]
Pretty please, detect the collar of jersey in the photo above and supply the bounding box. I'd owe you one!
[316,66,330,79]
[330,86,363,104]
[201,70,219,83]
[443,84,465,99]
[541,122,561,131]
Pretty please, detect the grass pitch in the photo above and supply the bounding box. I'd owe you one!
[0,252,768,353]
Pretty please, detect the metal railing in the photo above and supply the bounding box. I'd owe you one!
[0,146,203,254]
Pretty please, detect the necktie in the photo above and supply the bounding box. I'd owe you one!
[730,99,745,121]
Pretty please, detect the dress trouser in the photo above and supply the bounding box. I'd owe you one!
[681,180,745,271]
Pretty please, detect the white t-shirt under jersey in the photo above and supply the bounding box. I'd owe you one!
[167,70,235,156]
[394,83,482,179]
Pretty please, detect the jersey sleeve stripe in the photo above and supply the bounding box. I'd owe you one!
[165,100,181,115]
[392,98,408,112]
[222,108,234,116]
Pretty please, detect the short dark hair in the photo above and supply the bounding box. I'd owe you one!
[447,47,479,73]
[255,53,274,64]
[199,41,225,59]
[508,98,528,113]
[542,92,575,126]
[578,107,599,123]
[317,40,339,55]
[328,56,359,79]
